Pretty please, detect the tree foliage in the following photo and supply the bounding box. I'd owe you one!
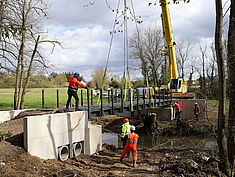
[0,0,60,109]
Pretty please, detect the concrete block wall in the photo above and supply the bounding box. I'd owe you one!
[138,107,174,121]
[0,109,28,123]
[24,111,90,159]
[172,99,206,120]
[85,123,102,155]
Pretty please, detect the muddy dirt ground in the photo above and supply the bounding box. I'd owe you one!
[0,103,228,177]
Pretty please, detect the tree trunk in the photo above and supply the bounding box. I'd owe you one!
[20,35,40,109]
[227,0,235,173]
[214,0,230,174]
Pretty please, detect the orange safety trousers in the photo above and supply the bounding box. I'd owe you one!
[120,133,139,160]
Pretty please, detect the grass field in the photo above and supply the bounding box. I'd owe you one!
[0,88,94,111]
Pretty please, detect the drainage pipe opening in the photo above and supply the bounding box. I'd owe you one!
[73,142,82,156]
[58,145,69,161]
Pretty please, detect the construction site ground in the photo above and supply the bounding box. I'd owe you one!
[0,102,227,177]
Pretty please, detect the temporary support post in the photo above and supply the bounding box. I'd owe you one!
[87,88,90,119]
[100,89,103,116]
[111,89,114,114]
[81,90,83,106]
[56,90,59,108]
[42,89,45,109]
[121,88,124,113]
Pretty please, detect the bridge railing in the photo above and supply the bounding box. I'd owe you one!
[39,87,172,119]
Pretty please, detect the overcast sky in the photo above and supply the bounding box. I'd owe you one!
[44,0,218,80]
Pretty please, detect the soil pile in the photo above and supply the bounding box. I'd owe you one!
[0,107,227,177]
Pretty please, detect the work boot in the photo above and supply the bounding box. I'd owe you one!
[133,160,137,167]
[75,100,79,111]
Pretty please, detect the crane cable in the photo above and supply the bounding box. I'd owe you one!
[97,0,121,104]
[123,0,128,102]
[130,0,151,98]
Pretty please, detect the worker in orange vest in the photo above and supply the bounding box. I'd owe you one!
[173,102,181,119]
[120,125,139,167]
[193,103,201,121]
[66,72,87,111]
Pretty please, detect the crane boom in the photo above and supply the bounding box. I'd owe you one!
[159,0,195,98]
[160,0,178,79]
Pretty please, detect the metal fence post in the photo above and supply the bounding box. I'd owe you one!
[91,90,93,105]
[81,90,83,106]
[149,88,151,107]
[163,89,165,104]
[42,89,45,109]
[154,87,157,107]
[121,88,124,113]
[56,89,59,108]
[87,88,90,119]
[100,88,103,116]
[158,89,161,106]
[108,90,110,103]
[136,89,139,110]
[129,88,132,112]
[143,89,145,109]
[111,88,114,114]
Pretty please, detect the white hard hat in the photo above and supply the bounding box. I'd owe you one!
[130,125,135,131]
[194,103,198,105]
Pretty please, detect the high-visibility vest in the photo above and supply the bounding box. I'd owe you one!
[121,122,131,138]
[127,133,139,150]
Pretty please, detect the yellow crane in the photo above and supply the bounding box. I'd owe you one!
[160,0,195,98]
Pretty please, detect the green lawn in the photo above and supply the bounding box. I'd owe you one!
[0,88,113,111]
[0,88,91,110]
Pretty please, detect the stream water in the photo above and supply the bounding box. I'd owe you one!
[102,133,217,151]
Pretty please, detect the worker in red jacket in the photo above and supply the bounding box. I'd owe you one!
[120,125,139,167]
[193,102,201,121]
[173,102,181,119]
[66,72,87,111]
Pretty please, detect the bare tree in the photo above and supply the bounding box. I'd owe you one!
[91,67,110,89]
[175,39,192,78]
[215,0,230,175]
[227,0,235,174]
[129,25,164,86]
[0,0,60,109]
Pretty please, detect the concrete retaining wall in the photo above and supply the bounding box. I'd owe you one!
[172,99,206,120]
[0,109,28,123]
[138,107,174,121]
[85,123,102,155]
[23,111,101,159]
